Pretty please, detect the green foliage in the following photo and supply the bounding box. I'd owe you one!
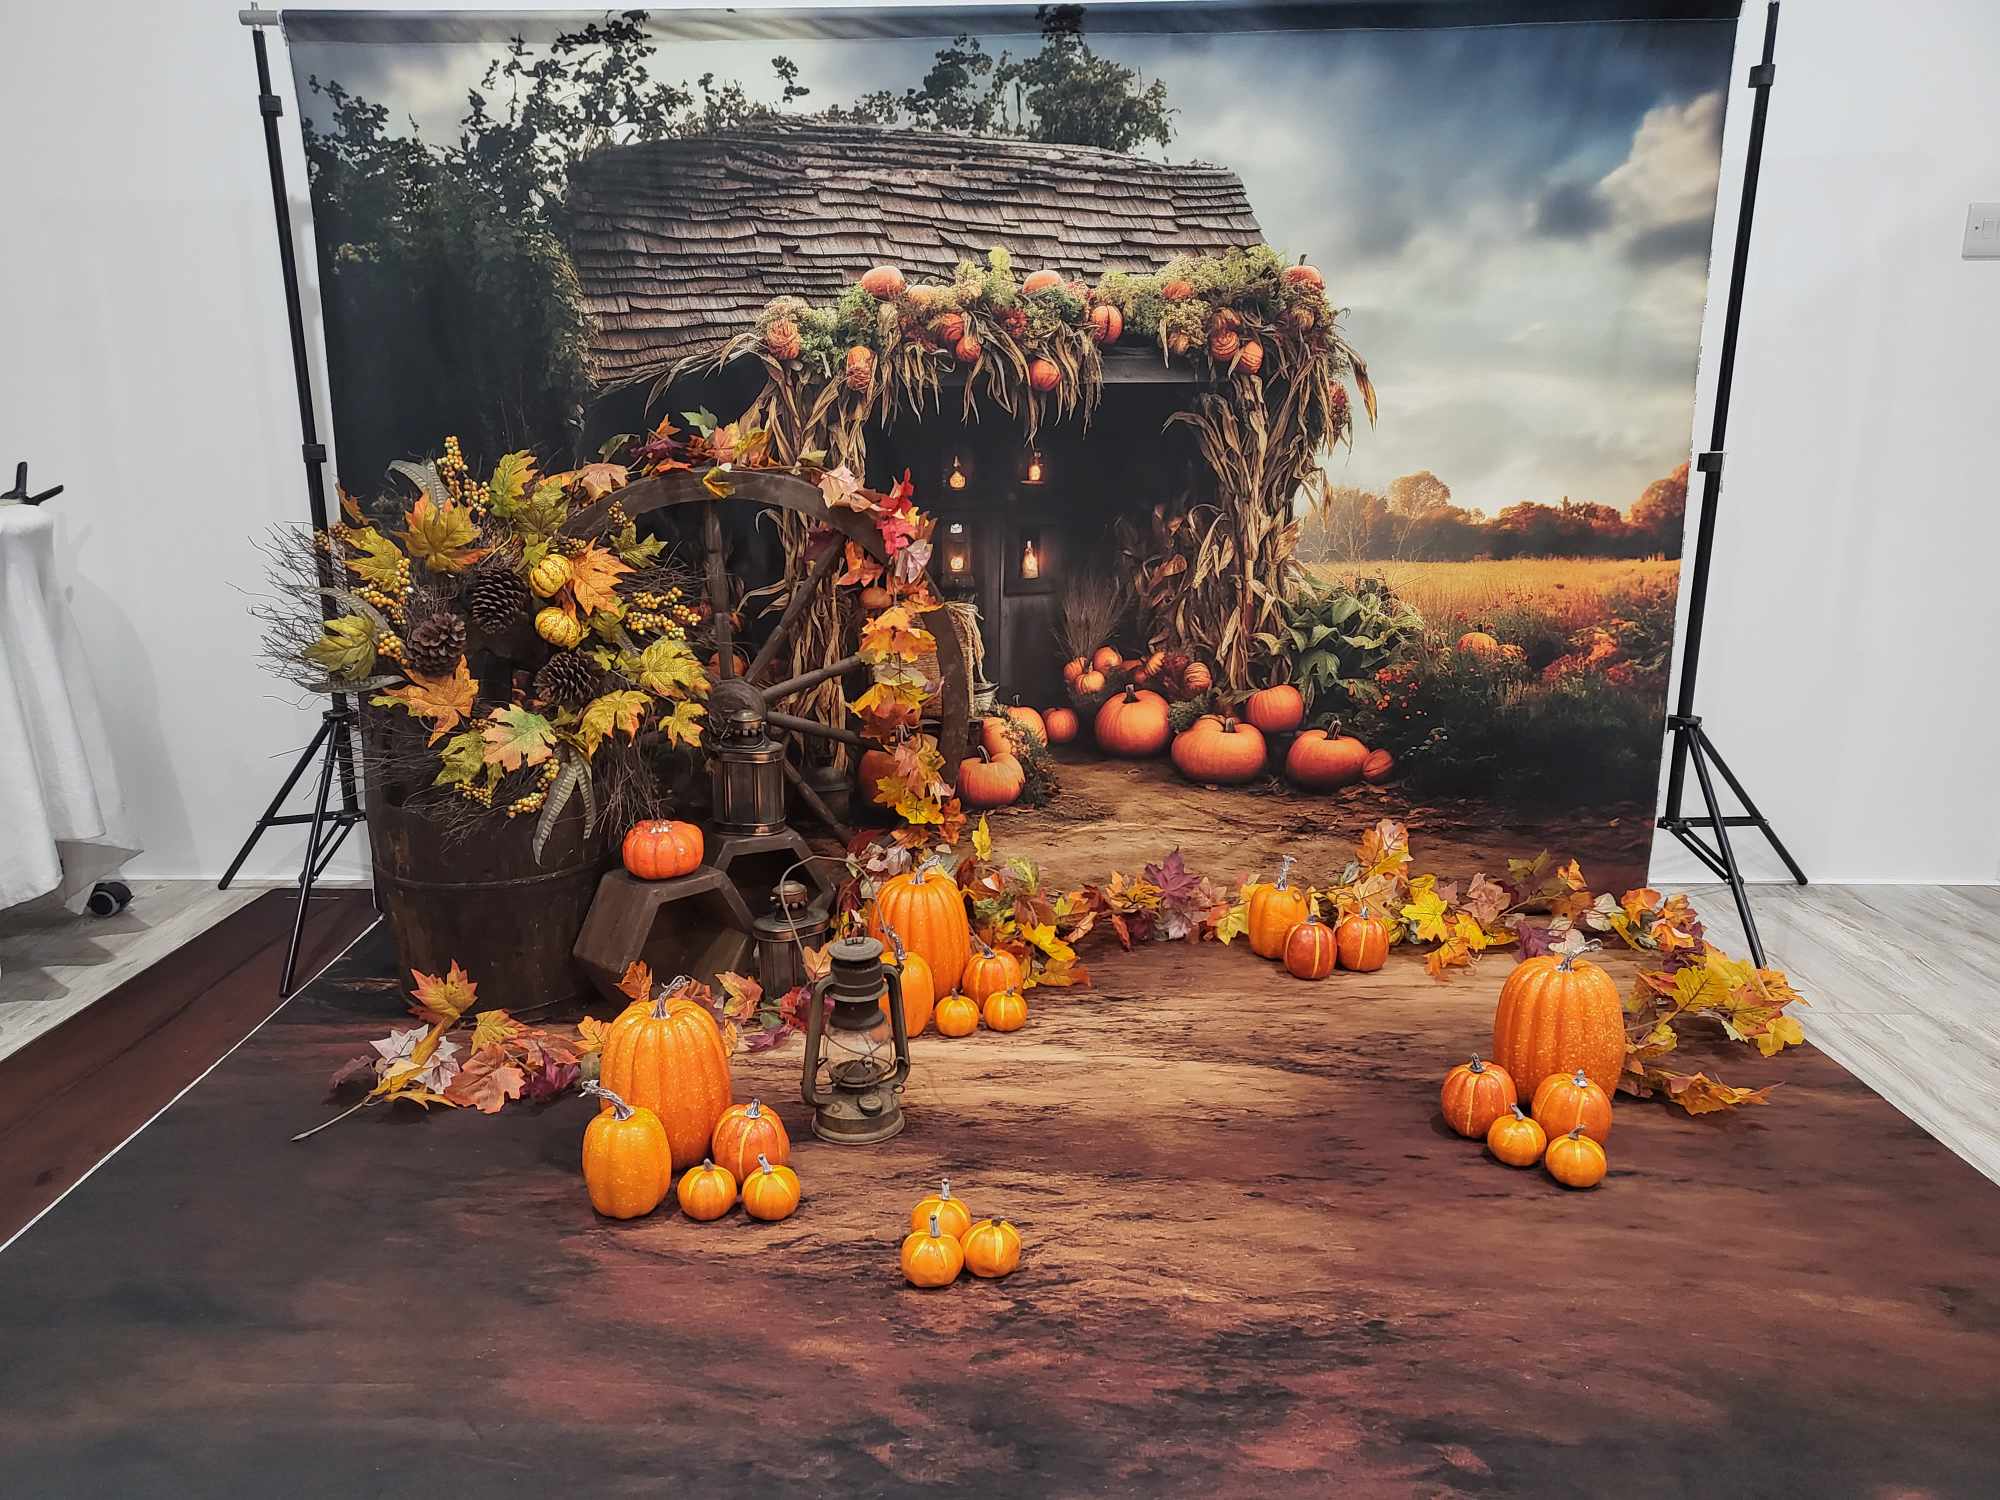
[1264,576,1423,716]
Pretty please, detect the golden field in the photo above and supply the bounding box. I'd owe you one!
[1309,557,1680,632]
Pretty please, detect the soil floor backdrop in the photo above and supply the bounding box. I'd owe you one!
[3,796,1998,1496]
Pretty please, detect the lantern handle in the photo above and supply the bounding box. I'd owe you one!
[883,943,913,1093]
[800,964,832,1109]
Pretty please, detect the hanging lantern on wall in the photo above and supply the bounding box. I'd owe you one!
[1020,448,1047,486]
[1021,539,1041,580]
[944,451,973,493]
[942,519,973,579]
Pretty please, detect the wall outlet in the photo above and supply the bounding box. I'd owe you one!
[1965,203,2000,259]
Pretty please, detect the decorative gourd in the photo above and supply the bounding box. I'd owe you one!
[934,993,980,1037]
[1027,358,1061,393]
[1282,261,1326,292]
[1170,716,1267,784]
[621,819,703,880]
[675,1157,738,1221]
[710,1098,790,1184]
[1440,1055,1519,1139]
[930,311,966,344]
[527,552,572,599]
[741,1154,802,1222]
[911,1178,973,1239]
[1285,729,1369,791]
[962,940,1025,1005]
[1544,1127,1608,1189]
[869,860,972,996]
[1180,660,1213,695]
[1457,629,1501,657]
[1091,644,1123,673]
[1362,748,1395,784]
[599,975,735,1171]
[1003,703,1048,746]
[535,606,585,649]
[1094,686,1171,758]
[844,345,876,392]
[961,1217,1022,1278]
[1044,707,1079,745]
[1530,1069,1614,1143]
[1248,855,1310,960]
[859,264,907,299]
[1209,327,1241,361]
[1485,1105,1547,1168]
[1235,339,1265,377]
[981,989,1027,1033]
[1022,269,1063,294]
[1282,913,1337,980]
[1075,669,1106,695]
[1089,303,1124,345]
[579,1083,673,1220]
[1062,657,1087,686]
[1491,952,1625,1095]
[877,930,935,1038]
[901,1211,965,1287]
[954,333,983,365]
[764,317,802,361]
[957,749,1024,809]
[1244,685,1305,734]
[1335,906,1390,972]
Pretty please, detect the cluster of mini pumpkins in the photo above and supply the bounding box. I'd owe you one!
[867,863,1031,1038]
[1241,854,1391,981]
[1437,949,1628,1189]
[1062,643,1212,706]
[899,1178,1022,1288]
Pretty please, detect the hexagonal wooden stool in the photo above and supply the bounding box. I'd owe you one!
[572,866,758,1007]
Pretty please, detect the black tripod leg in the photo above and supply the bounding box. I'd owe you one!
[1686,733,1767,968]
[1695,726,1809,886]
[218,716,333,890]
[280,727,344,997]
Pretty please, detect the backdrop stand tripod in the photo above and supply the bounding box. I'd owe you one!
[218,9,371,996]
[1656,1,1805,969]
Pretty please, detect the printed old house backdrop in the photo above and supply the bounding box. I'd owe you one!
[287,2,1739,888]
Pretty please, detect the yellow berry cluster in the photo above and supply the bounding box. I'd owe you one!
[624,585,699,639]
[357,585,406,623]
[605,500,630,530]
[504,760,562,818]
[376,632,404,662]
[438,435,481,509]
[456,778,495,808]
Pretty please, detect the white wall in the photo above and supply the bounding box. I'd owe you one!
[2,0,1994,887]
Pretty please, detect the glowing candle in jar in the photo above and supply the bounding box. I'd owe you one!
[1021,540,1040,579]
[946,521,968,575]
[947,455,967,491]
[1023,450,1046,485]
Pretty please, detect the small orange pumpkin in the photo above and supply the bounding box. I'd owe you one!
[1094,686,1172,758]
[1089,303,1123,345]
[1282,262,1326,292]
[844,345,876,392]
[934,993,980,1037]
[1044,707,1079,745]
[1248,855,1310,960]
[1234,338,1265,376]
[1028,358,1061,393]
[1531,1069,1614,1143]
[1457,629,1502,657]
[859,264,907,299]
[1003,703,1048,746]
[1244,684,1305,734]
[962,940,1024,1005]
[1180,660,1213,695]
[961,1217,1022,1278]
[1208,327,1241,361]
[763,317,802,361]
[741,1154,802,1222]
[901,1211,965,1287]
[1161,277,1196,302]
[930,310,966,344]
[1285,729,1369,791]
[1361,748,1395,784]
[622,820,703,880]
[912,1179,973,1240]
[957,748,1025,809]
[579,1083,673,1220]
[1091,645,1123,673]
[1170,715,1267,784]
[1545,1127,1608,1189]
[1075,669,1107,695]
[1335,906,1390,972]
[981,989,1027,1033]
[1282,913,1337,980]
[1491,951,1626,1096]
[1062,656,1087,685]
[1022,269,1064,294]
[954,333,983,365]
[1486,1105,1547,1168]
[675,1157,738,1221]
[877,930,935,1038]
[1440,1055,1519,1140]
[710,1098,790,1184]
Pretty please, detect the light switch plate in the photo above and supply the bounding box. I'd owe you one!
[1965,203,2000,259]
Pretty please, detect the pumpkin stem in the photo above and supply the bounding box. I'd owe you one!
[1572,1070,1590,1087]
[928,1210,943,1238]
[582,1081,634,1120]
[938,1176,952,1201]
[757,1153,774,1174]
[1274,853,1295,890]
[653,974,694,1018]
[1466,1055,1484,1072]
[747,1099,762,1119]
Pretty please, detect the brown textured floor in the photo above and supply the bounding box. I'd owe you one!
[1,781,1997,1496]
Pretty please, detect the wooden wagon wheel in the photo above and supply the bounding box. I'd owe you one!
[568,469,972,833]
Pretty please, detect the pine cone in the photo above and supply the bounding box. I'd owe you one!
[465,568,532,634]
[404,613,466,677]
[533,649,600,708]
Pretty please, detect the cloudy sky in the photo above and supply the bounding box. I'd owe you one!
[290,8,1736,515]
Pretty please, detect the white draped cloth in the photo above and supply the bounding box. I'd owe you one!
[0,503,138,911]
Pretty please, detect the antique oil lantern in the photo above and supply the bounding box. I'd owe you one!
[753,878,829,998]
[801,934,911,1144]
[710,704,786,836]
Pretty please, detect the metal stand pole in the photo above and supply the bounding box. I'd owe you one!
[220,12,370,996]
[1657,1,1805,968]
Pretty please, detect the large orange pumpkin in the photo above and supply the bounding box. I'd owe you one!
[622,820,703,880]
[599,977,735,1171]
[1248,856,1310,960]
[1457,629,1502,657]
[957,749,1024,809]
[1335,906,1390,972]
[1022,269,1064,294]
[1094,686,1171,758]
[1244,685,1304,734]
[1003,703,1047,746]
[1440,1055,1518,1139]
[1044,707,1079,745]
[859,264,907,299]
[961,940,1024,1005]
[876,931,935,1038]
[1170,715,1267,784]
[710,1098,791,1184]
[870,862,972,995]
[1282,914,1337,980]
[1089,303,1124,345]
[1531,1068,1614,1143]
[1285,729,1369,791]
[1491,952,1626,1095]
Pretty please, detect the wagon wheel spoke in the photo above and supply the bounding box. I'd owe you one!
[767,709,865,749]
[702,502,734,678]
[747,541,842,683]
[763,651,868,707]
[782,757,852,844]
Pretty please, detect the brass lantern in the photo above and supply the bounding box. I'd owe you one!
[710,704,786,836]
[801,934,911,1144]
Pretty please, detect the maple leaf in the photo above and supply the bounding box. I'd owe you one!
[303,615,378,680]
[894,536,933,583]
[837,539,885,588]
[575,690,648,756]
[470,1009,523,1050]
[444,1046,526,1114]
[519,1057,580,1100]
[1640,1067,1776,1115]
[717,971,763,1025]
[1425,941,1472,979]
[1356,820,1411,878]
[1462,873,1510,928]
[373,658,478,744]
[633,637,710,698]
[819,465,869,510]
[656,699,706,749]
[1401,878,1452,944]
[399,494,488,574]
[859,606,933,663]
[433,727,489,789]
[1212,900,1250,946]
[409,962,478,1024]
[1621,888,1663,922]
[565,543,632,616]
[972,816,993,862]
[481,705,556,772]
[851,676,926,735]
[487,450,535,515]
[701,467,733,499]
[877,509,918,555]
[574,1015,609,1056]
[570,461,628,500]
[339,526,407,588]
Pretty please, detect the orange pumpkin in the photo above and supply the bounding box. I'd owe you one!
[1170,715,1267,784]
[859,264,907,299]
[1091,645,1123,673]
[1486,1105,1547,1168]
[1335,906,1390,972]
[764,318,802,361]
[1244,684,1305,734]
[1044,707,1079,745]
[1285,729,1369,791]
[1180,660,1213,695]
[934,992,980,1037]
[1062,657,1087,686]
[1531,1068,1614,1143]
[579,1083,673,1220]
[912,1178,973,1239]
[1248,855,1310,960]
[1440,1055,1519,1139]
[1089,303,1123,344]
[844,345,876,392]
[1361,748,1395,784]
[901,1211,965,1287]
[869,860,972,993]
[599,976,734,1171]
[710,1097,790,1184]
[1161,277,1196,302]
[1076,669,1107,695]
[1491,952,1626,1095]
[1209,328,1241,360]
[1028,358,1061,393]
[982,989,1027,1032]
[1003,703,1048,746]
[954,333,983,365]
[741,1154,802,1221]
[1022,269,1063,294]
[1544,1127,1608,1189]
[1235,339,1265,376]
[675,1157,738,1221]
[858,744,898,807]
[1282,913,1337,980]
[962,940,1024,1005]
[622,820,703,880]
[1457,629,1502,657]
[876,930,935,1038]
[1282,261,1326,292]
[957,749,1024,809]
[1094,686,1171,758]
[961,1216,1022,1278]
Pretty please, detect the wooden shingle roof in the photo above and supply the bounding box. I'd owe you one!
[565,122,1265,384]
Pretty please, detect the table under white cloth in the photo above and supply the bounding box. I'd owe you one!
[0,503,138,911]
